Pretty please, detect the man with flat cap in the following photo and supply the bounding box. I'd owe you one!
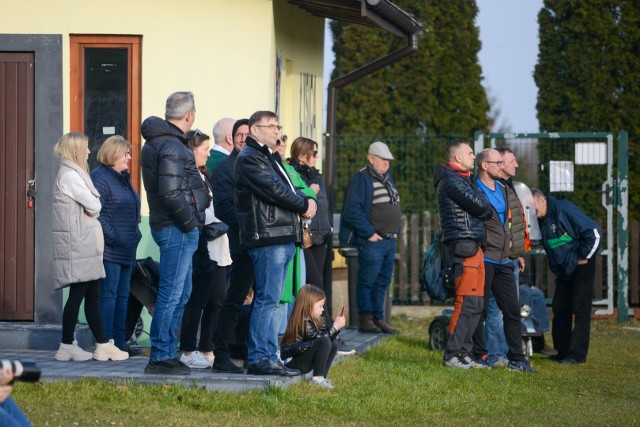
[340,141,402,334]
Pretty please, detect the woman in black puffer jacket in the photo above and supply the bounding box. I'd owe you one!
[289,138,332,299]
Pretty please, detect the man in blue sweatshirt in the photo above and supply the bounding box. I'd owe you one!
[532,189,601,364]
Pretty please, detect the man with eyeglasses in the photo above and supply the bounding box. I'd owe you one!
[206,117,235,174]
[140,91,208,375]
[471,149,537,373]
[234,110,317,376]
[339,141,402,334]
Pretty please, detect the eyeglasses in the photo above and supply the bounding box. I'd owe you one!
[485,160,505,166]
[193,129,203,136]
[311,151,318,158]
[254,124,282,132]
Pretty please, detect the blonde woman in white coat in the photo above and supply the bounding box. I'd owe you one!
[52,132,128,362]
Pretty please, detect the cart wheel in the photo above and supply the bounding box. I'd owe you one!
[429,318,448,351]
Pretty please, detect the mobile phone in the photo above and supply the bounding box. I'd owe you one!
[340,306,346,317]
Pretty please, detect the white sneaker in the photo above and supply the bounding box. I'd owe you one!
[443,356,473,369]
[311,376,334,389]
[55,340,92,361]
[463,356,489,369]
[93,339,129,361]
[202,353,215,366]
[179,351,211,369]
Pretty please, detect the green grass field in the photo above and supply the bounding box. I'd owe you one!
[12,315,640,426]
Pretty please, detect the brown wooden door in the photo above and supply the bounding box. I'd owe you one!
[70,35,141,191]
[0,52,35,320]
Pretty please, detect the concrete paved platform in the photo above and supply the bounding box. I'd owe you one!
[0,328,388,392]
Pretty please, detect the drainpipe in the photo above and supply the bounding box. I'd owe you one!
[324,0,420,208]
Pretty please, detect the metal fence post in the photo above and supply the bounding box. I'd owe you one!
[617,131,629,322]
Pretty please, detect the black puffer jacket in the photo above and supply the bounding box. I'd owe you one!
[234,137,310,248]
[141,116,207,232]
[433,163,491,244]
[291,162,332,246]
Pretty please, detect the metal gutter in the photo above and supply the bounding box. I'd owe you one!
[324,0,422,204]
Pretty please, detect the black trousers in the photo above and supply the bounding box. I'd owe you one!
[285,335,338,377]
[180,261,228,353]
[472,262,525,361]
[62,280,107,344]
[304,243,333,324]
[552,258,595,361]
[213,252,255,359]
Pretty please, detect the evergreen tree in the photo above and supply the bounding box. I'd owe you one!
[330,0,488,136]
[534,0,640,219]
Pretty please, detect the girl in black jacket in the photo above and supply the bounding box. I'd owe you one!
[280,285,346,389]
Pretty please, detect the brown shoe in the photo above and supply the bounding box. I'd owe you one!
[373,319,400,334]
[359,314,381,333]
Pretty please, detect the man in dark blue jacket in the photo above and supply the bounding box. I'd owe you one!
[532,189,601,364]
[340,142,401,334]
[140,91,207,375]
[235,111,316,376]
[210,118,252,374]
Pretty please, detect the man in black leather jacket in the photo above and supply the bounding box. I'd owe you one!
[235,110,316,376]
[433,141,491,369]
[140,91,207,375]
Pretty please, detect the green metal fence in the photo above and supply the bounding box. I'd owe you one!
[476,132,627,317]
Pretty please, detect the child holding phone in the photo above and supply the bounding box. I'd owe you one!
[280,285,346,389]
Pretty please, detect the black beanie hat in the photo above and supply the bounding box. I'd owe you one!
[232,119,249,139]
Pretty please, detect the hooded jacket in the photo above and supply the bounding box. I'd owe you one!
[234,136,310,248]
[140,116,207,232]
[538,196,601,279]
[433,163,491,244]
[52,159,105,288]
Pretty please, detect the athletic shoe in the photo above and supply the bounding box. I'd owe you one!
[469,355,493,369]
[55,340,93,361]
[507,360,539,373]
[491,357,509,367]
[93,339,129,361]
[311,376,334,389]
[179,351,212,369]
[443,356,473,369]
[336,338,356,356]
[540,344,558,357]
[145,358,191,375]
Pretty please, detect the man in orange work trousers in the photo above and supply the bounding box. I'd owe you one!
[433,141,492,369]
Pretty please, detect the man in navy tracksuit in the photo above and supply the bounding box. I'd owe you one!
[532,189,601,364]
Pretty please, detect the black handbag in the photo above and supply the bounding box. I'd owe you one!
[203,221,229,241]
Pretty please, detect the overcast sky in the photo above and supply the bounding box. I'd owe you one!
[323,0,544,133]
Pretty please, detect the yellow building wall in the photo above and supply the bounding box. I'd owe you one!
[0,0,325,214]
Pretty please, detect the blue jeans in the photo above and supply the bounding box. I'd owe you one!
[485,259,520,362]
[149,225,199,362]
[520,284,549,332]
[0,397,31,427]
[247,243,295,364]
[357,238,396,320]
[100,261,133,347]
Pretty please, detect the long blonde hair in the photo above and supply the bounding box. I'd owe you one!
[281,285,325,346]
[54,132,89,172]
